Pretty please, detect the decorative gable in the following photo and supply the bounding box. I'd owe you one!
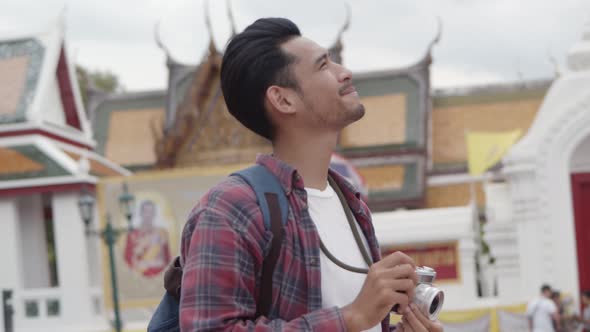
[0,39,44,123]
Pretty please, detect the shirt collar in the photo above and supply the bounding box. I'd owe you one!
[256,153,362,202]
[255,154,299,195]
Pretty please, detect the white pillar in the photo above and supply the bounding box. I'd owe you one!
[17,194,51,288]
[483,181,524,303]
[0,198,21,329]
[51,191,95,326]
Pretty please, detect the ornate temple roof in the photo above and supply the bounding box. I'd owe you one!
[88,6,554,211]
[0,14,129,194]
[90,90,166,171]
[154,0,362,169]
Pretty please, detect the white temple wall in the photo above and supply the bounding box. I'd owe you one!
[17,194,51,289]
[0,198,21,330]
[51,191,96,326]
[0,198,22,289]
[503,71,590,306]
[571,134,590,173]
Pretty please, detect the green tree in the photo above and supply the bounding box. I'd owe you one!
[76,65,123,105]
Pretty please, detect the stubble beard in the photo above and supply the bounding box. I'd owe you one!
[344,102,365,126]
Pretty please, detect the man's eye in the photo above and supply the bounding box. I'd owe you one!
[320,62,327,69]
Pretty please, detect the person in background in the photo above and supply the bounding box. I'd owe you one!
[527,284,560,332]
[550,290,563,332]
[575,290,590,332]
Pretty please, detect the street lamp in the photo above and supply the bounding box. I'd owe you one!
[119,183,135,229]
[77,183,135,332]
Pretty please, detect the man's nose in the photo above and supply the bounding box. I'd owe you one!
[337,64,352,82]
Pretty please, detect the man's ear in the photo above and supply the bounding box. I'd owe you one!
[266,85,296,115]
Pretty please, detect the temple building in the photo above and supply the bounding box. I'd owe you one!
[91,9,548,215]
[10,3,584,331]
[0,15,129,332]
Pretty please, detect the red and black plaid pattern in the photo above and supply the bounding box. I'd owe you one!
[179,154,387,331]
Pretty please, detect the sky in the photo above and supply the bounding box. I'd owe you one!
[1,0,588,92]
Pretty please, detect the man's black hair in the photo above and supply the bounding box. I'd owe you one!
[220,18,301,140]
[541,284,552,293]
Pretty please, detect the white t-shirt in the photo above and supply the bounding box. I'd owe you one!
[305,183,381,332]
[526,297,557,332]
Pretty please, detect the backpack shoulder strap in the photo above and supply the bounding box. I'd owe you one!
[232,165,288,317]
[232,165,289,229]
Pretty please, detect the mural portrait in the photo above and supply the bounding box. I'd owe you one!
[123,196,172,277]
[97,165,241,320]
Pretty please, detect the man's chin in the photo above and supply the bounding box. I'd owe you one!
[350,103,365,122]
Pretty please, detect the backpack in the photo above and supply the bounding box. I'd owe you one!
[147,165,289,332]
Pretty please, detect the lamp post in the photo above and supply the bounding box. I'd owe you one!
[78,183,135,332]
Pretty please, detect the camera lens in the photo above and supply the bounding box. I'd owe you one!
[429,296,439,315]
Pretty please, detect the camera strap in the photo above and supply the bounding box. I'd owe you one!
[317,176,371,274]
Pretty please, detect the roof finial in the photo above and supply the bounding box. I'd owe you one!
[546,46,561,78]
[154,20,166,53]
[227,0,237,36]
[427,16,443,54]
[328,2,351,64]
[154,20,184,66]
[412,15,442,67]
[204,0,218,54]
[53,3,67,35]
[339,2,352,38]
[567,17,590,71]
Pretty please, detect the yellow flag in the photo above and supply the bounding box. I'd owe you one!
[466,130,522,176]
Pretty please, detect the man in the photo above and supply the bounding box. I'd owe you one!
[179,17,443,332]
[576,290,590,332]
[527,284,560,332]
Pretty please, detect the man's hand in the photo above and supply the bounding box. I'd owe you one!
[342,251,418,332]
[395,303,444,332]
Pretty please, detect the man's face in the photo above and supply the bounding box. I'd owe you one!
[583,295,590,305]
[280,36,365,132]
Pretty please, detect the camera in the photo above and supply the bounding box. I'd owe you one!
[414,266,444,320]
[392,266,444,320]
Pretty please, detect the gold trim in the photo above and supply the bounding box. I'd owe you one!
[101,163,250,184]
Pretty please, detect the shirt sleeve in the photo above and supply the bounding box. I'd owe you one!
[179,199,347,332]
[546,300,558,314]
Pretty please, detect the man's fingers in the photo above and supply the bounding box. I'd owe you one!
[401,315,416,332]
[377,263,417,287]
[391,278,416,300]
[402,308,427,332]
[408,304,445,332]
[410,303,432,326]
[391,291,410,314]
[390,264,417,279]
[380,251,416,269]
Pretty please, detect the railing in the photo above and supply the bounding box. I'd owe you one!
[14,288,62,321]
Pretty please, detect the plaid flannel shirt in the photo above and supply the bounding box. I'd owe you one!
[180,154,388,331]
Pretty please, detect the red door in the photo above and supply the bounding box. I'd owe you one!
[571,173,590,295]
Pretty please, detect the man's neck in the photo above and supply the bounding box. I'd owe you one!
[273,131,338,190]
